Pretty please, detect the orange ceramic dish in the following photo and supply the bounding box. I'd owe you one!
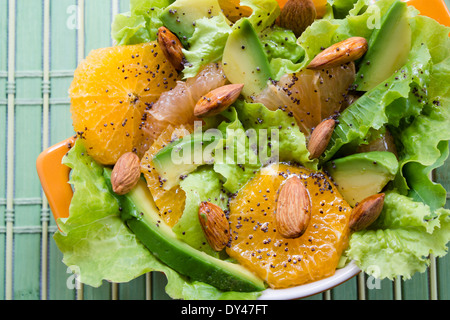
[36,137,76,223]
[37,0,450,225]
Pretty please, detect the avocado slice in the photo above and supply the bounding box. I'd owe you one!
[103,169,266,292]
[324,151,399,207]
[159,0,225,46]
[152,133,219,190]
[222,19,272,99]
[353,0,411,92]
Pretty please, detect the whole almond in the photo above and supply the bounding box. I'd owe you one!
[308,119,336,159]
[349,193,385,232]
[111,152,141,195]
[279,0,317,38]
[158,26,185,72]
[276,176,311,239]
[198,202,231,251]
[307,37,368,70]
[194,84,244,118]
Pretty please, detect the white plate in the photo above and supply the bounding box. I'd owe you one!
[258,261,361,300]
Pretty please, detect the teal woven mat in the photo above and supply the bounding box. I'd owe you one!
[0,0,449,300]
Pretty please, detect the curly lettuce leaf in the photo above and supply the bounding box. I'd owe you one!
[346,192,450,280]
[213,108,262,194]
[329,0,362,18]
[259,26,305,80]
[54,140,261,299]
[182,15,232,79]
[172,166,228,257]
[235,101,317,170]
[391,16,450,210]
[318,3,450,211]
[323,42,432,161]
[164,269,261,300]
[112,0,171,45]
[54,140,159,287]
[211,101,318,193]
[240,0,281,33]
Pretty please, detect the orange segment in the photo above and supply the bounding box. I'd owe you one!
[141,124,194,227]
[276,0,289,7]
[226,163,352,289]
[219,0,253,22]
[69,42,179,165]
[312,0,327,18]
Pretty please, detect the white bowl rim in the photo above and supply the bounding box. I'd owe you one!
[258,261,361,300]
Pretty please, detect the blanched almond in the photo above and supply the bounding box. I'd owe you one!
[111,152,141,195]
[194,84,244,118]
[307,37,368,70]
[349,193,385,232]
[308,119,336,159]
[198,202,230,251]
[276,176,311,239]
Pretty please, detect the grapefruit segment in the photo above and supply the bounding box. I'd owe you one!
[143,63,228,142]
[254,63,355,137]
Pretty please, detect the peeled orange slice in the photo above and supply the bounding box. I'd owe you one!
[219,0,253,22]
[69,42,179,165]
[141,124,194,227]
[226,163,352,289]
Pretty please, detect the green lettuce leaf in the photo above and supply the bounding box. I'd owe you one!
[318,2,450,211]
[209,101,318,193]
[164,269,261,300]
[111,13,152,46]
[54,139,261,299]
[213,108,262,194]
[259,26,305,80]
[240,0,281,33]
[112,0,171,45]
[391,16,450,210]
[323,42,432,161]
[329,0,365,19]
[235,101,317,170]
[346,192,450,280]
[54,140,158,287]
[182,15,232,79]
[172,166,228,257]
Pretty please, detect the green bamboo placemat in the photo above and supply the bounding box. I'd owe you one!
[0,0,449,300]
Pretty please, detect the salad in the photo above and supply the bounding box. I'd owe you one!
[53,0,450,300]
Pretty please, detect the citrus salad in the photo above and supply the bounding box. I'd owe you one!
[54,0,450,300]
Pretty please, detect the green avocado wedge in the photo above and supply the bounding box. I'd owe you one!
[353,0,411,92]
[103,168,266,293]
[152,132,220,190]
[223,19,272,99]
[324,151,399,207]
